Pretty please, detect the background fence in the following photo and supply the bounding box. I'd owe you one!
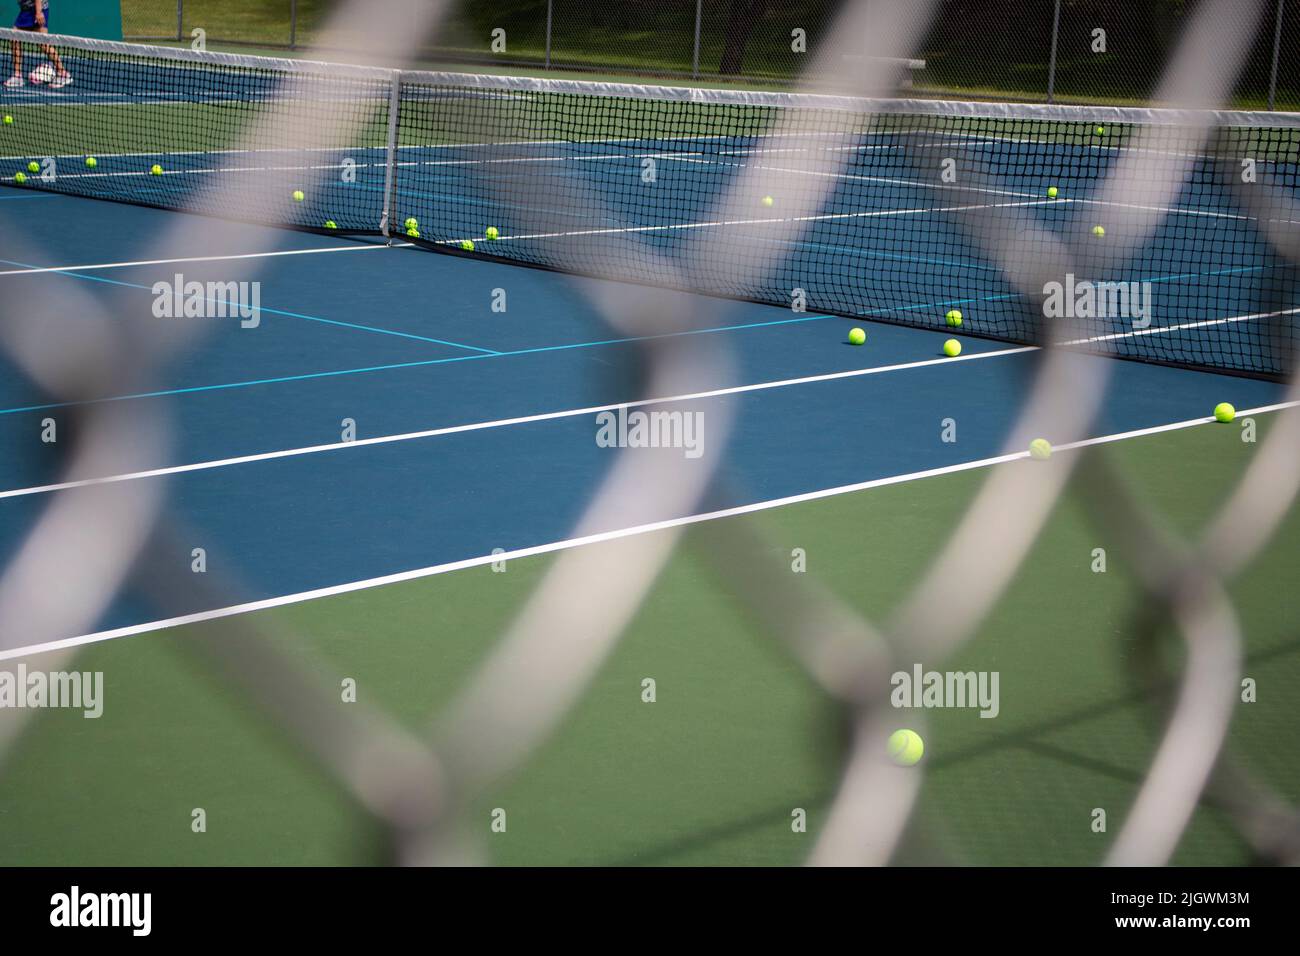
[118,1,1300,107]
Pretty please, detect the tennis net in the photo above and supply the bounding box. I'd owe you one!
[2,29,1297,379]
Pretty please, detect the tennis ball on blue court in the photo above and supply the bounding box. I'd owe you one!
[943,338,961,357]
[324,220,337,230]
[1214,402,1236,423]
[945,309,962,327]
[13,171,26,184]
[292,189,305,202]
[151,164,163,176]
[1092,225,1105,237]
[85,156,97,168]
[461,239,475,251]
[1029,438,1052,460]
[762,195,774,207]
[405,217,418,230]
[485,226,499,240]
[888,729,924,767]
[26,161,38,173]
[406,226,420,238]
[848,327,866,346]
[1047,185,1058,199]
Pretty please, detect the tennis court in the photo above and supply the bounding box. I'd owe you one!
[0,25,1297,867]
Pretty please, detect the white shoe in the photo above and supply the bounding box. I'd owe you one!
[3,75,23,89]
[48,72,72,89]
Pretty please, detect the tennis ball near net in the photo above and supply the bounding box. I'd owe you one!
[1047,185,1058,198]
[85,156,97,168]
[943,338,961,357]
[2,115,12,125]
[292,189,305,202]
[848,327,866,346]
[406,226,420,238]
[150,164,163,175]
[26,161,38,173]
[1214,402,1236,423]
[945,309,962,327]
[888,729,924,767]
[460,239,475,251]
[1095,125,1106,135]
[14,171,26,184]
[324,220,337,230]
[762,195,774,207]
[1029,438,1052,460]
[1092,225,1105,237]
[404,217,418,231]
[485,226,499,240]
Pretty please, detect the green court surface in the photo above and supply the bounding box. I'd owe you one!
[1,410,1293,866]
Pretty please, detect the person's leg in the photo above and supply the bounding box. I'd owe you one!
[6,39,23,86]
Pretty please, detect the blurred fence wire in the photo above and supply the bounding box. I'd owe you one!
[1,0,1297,866]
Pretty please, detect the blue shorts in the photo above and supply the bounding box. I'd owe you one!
[14,10,48,31]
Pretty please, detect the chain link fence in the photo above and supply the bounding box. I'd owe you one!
[118,0,1300,106]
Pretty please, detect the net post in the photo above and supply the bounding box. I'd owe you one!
[545,0,553,70]
[693,0,703,79]
[176,0,183,42]
[379,71,402,241]
[1269,0,1285,110]
[290,0,298,49]
[1046,0,1061,103]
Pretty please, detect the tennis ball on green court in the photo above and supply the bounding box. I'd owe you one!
[461,239,475,251]
[943,338,961,357]
[2,115,12,125]
[26,161,38,173]
[1047,185,1058,199]
[405,217,418,230]
[324,220,337,230]
[485,225,499,240]
[14,171,26,184]
[1092,225,1105,237]
[151,164,163,175]
[762,195,774,207]
[888,729,924,767]
[945,308,962,327]
[1095,125,1106,135]
[1214,402,1236,423]
[292,189,305,202]
[1029,438,1053,460]
[848,327,866,346]
[85,156,97,168]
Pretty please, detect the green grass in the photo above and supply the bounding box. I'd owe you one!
[0,411,1294,865]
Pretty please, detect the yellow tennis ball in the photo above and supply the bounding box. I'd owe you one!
[151,164,163,175]
[943,338,961,357]
[1047,185,1058,199]
[324,219,337,230]
[405,217,418,230]
[406,226,420,238]
[888,729,924,767]
[460,239,475,251]
[1092,225,1105,237]
[1214,402,1236,423]
[85,156,97,168]
[292,189,305,202]
[945,309,962,327]
[26,161,38,173]
[762,195,774,207]
[2,115,12,125]
[1029,438,1053,460]
[485,225,499,240]
[14,171,26,184]
[1095,125,1106,135]
[848,327,866,346]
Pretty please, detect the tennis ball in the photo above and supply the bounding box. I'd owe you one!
[888,729,924,767]
[404,217,418,230]
[1095,125,1106,135]
[26,161,38,173]
[406,226,420,238]
[151,164,163,175]
[324,220,337,230]
[85,156,97,168]
[1029,438,1052,460]
[1214,402,1236,423]
[460,239,475,251]
[762,195,774,207]
[945,309,962,327]
[1047,185,1058,199]
[848,327,866,346]
[292,189,305,202]
[943,338,961,357]
[1092,225,1105,237]
[485,225,499,240]
[14,171,26,184]
[2,115,12,125]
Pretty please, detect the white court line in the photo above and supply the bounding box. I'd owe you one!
[0,345,1037,500]
[3,399,1293,663]
[0,242,411,276]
